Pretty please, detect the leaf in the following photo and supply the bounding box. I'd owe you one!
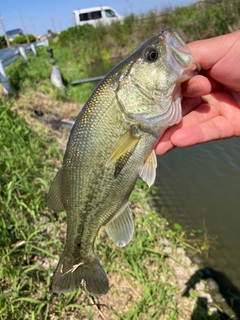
[173,223,182,231]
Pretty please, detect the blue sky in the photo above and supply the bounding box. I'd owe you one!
[0,0,196,36]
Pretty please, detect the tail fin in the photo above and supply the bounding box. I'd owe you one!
[52,253,109,296]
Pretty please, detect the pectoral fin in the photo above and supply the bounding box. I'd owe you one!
[107,130,140,166]
[46,166,65,212]
[139,150,157,187]
[104,203,134,247]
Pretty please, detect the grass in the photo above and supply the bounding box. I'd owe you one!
[162,0,240,42]
[5,46,94,104]
[0,101,60,319]
[0,99,201,319]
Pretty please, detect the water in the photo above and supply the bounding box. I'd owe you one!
[155,137,240,312]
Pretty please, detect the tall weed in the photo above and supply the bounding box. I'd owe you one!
[163,0,240,41]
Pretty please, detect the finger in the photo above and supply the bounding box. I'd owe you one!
[170,115,235,147]
[155,127,177,155]
[187,31,240,70]
[182,72,222,97]
[182,75,211,97]
[187,32,240,91]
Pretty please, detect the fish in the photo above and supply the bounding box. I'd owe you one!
[47,27,200,297]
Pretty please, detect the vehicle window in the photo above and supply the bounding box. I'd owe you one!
[79,13,89,21]
[90,10,102,20]
[105,10,116,18]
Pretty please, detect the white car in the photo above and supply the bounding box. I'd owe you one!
[73,6,124,27]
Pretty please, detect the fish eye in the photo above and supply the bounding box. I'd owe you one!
[145,48,159,61]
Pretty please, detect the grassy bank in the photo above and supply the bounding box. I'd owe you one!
[0,99,202,319]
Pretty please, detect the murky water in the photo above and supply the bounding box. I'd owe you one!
[155,138,240,293]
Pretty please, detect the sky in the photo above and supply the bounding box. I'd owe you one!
[0,0,197,37]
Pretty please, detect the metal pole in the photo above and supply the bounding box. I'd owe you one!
[0,60,12,95]
[0,16,10,48]
[19,10,30,44]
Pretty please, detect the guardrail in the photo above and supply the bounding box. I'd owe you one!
[0,39,49,95]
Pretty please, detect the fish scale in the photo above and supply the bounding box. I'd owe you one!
[47,27,200,296]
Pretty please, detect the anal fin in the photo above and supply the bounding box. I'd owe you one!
[139,150,157,187]
[105,203,134,247]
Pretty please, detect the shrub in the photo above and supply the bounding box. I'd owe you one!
[12,34,36,44]
[0,35,7,49]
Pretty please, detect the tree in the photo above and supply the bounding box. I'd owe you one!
[0,35,7,49]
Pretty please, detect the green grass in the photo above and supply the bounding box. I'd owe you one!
[0,99,195,319]
[6,48,51,93]
[162,0,240,42]
[5,46,94,104]
[0,100,61,319]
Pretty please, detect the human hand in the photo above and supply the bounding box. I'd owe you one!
[155,30,240,155]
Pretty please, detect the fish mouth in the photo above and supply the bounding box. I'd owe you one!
[162,26,201,81]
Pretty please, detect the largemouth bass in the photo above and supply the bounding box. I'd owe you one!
[47,27,200,296]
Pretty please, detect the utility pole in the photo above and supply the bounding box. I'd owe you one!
[0,16,10,48]
[19,10,30,43]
